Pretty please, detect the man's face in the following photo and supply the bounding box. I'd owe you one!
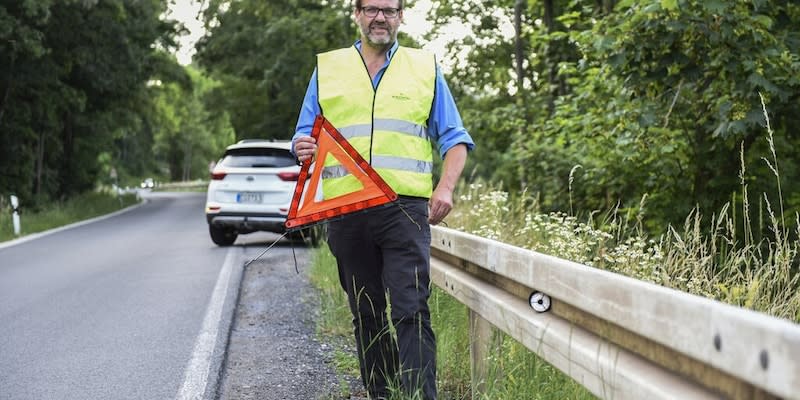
[355,0,403,47]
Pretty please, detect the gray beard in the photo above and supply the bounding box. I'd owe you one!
[367,34,392,46]
[361,26,395,47]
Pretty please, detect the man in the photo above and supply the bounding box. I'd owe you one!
[292,0,474,398]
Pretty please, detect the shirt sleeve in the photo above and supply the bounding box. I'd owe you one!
[291,68,320,156]
[427,65,475,159]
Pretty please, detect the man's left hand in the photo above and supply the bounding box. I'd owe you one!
[428,144,468,225]
[428,187,453,225]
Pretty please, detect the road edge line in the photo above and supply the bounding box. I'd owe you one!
[175,246,244,400]
[0,199,147,251]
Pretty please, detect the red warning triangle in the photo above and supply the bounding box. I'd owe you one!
[285,115,397,229]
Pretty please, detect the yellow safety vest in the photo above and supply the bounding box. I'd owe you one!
[317,46,436,199]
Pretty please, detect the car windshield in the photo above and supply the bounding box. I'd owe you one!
[221,148,295,168]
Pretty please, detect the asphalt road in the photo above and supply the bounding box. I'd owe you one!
[0,192,240,400]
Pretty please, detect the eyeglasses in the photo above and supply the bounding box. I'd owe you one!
[359,6,401,18]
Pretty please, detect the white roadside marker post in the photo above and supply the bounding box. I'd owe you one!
[10,195,20,236]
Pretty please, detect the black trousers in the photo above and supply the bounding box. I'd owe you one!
[327,197,437,400]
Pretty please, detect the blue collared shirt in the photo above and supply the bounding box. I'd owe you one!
[292,40,474,158]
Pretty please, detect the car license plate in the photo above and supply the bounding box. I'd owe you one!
[237,192,262,204]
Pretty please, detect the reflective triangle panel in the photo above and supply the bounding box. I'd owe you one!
[285,115,397,229]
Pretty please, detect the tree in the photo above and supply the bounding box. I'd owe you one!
[150,67,234,181]
[427,0,800,233]
[195,0,353,140]
[0,0,185,202]
[559,0,800,228]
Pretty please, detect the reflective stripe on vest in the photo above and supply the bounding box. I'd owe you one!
[338,118,428,141]
[317,46,436,199]
[323,156,434,179]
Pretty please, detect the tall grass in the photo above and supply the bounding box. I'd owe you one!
[450,179,800,323]
[308,245,361,380]
[0,190,139,242]
[308,99,799,398]
[308,235,598,399]
[429,285,596,400]
[309,173,800,399]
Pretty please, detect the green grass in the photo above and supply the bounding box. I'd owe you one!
[309,244,353,338]
[430,287,597,400]
[152,179,208,192]
[306,104,799,398]
[308,241,597,400]
[308,175,799,399]
[447,180,800,323]
[0,190,139,243]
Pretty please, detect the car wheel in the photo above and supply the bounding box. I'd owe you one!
[209,225,237,246]
[290,226,323,246]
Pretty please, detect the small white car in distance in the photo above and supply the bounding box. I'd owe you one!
[204,139,303,246]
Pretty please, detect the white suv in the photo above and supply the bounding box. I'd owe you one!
[205,140,302,246]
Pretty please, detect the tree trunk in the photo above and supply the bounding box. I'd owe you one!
[0,56,14,126]
[594,0,616,15]
[35,130,45,200]
[514,0,526,101]
[543,0,557,114]
[604,0,616,15]
[691,126,710,208]
[61,114,74,195]
[183,142,192,181]
[514,0,529,190]
[169,138,182,181]
[543,0,554,31]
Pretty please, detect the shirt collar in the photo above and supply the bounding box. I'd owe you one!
[354,39,399,61]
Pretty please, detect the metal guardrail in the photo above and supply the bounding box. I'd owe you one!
[429,226,800,400]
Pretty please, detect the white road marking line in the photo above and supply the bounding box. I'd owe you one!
[176,246,238,400]
[0,201,146,251]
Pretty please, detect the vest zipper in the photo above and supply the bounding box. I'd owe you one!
[355,45,393,166]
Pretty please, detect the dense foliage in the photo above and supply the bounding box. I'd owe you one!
[0,0,232,205]
[430,0,800,233]
[3,0,798,237]
[194,0,354,141]
[193,0,424,141]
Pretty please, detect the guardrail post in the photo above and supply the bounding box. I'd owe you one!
[10,195,20,236]
[469,309,502,399]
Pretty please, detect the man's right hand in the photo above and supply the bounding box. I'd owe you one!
[293,136,318,164]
